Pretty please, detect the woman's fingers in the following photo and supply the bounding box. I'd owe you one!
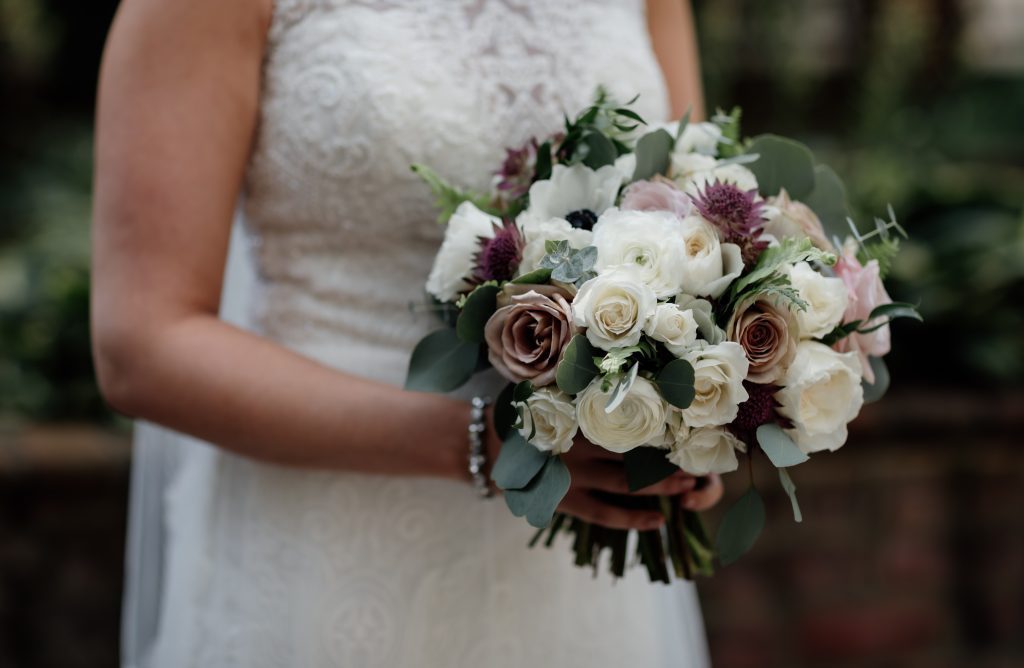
[559,489,665,531]
[681,473,724,511]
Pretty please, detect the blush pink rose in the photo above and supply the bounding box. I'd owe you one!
[620,176,693,219]
[833,251,892,383]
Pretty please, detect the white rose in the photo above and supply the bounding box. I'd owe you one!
[678,215,744,298]
[592,208,688,298]
[682,342,750,428]
[675,121,723,156]
[787,262,849,339]
[425,202,499,302]
[576,376,667,453]
[525,163,623,221]
[651,408,689,448]
[776,341,864,453]
[518,388,578,455]
[668,426,746,475]
[646,303,699,356]
[572,267,657,351]
[673,154,759,197]
[516,216,593,276]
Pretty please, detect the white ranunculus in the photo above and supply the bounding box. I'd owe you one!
[668,426,746,476]
[425,202,499,302]
[572,267,657,351]
[682,342,750,428]
[518,387,578,455]
[651,408,689,448]
[676,122,723,156]
[576,376,668,453]
[776,341,864,453]
[677,215,743,298]
[673,153,759,197]
[516,216,593,276]
[592,208,689,298]
[525,163,623,221]
[646,303,699,356]
[671,152,717,189]
[787,261,849,339]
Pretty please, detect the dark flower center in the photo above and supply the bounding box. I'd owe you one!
[566,209,598,231]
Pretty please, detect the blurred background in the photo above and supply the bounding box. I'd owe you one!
[0,0,1021,666]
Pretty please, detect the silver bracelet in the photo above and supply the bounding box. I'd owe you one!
[467,396,493,498]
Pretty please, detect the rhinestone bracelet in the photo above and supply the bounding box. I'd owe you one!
[467,396,493,499]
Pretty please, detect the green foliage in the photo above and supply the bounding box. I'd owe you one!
[455,284,500,343]
[623,446,679,492]
[724,237,835,317]
[555,335,599,395]
[491,431,548,490]
[716,486,766,565]
[655,358,696,409]
[556,87,646,165]
[712,107,746,158]
[404,329,478,392]
[410,164,496,224]
[756,423,808,468]
[745,134,817,199]
[862,356,891,403]
[858,237,901,279]
[539,240,598,287]
[504,455,571,528]
[778,467,803,523]
[803,165,852,243]
[631,129,675,181]
[492,382,518,439]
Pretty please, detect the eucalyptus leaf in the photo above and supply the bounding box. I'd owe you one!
[492,382,517,439]
[504,455,572,528]
[778,467,804,523]
[605,362,639,413]
[580,132,617,169]
[511,268,553,285]
[803,164,851,242]
[632,129,675,181]
[623,446,679,492]
[455,284,501,343]
[555,335,599,395]
[716,487,766,566]
[862,356,890,403]
[756,423,809,468]
[404,329,479,393]
[491,431,548,490]
[745,134,817,199]
[674,108,692,144]
[655,358,696,409]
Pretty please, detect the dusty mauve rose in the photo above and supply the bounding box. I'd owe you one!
[726,296,797,384]
[763,189,832,251]
[484,284,577,386]
[833,248,892,384]
[620,176,693,219]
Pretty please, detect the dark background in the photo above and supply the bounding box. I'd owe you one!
[1,0,1022,666]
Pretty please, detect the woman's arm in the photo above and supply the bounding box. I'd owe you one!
[647,0,706,121]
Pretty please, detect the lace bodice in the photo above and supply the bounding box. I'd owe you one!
[125,2,710,667]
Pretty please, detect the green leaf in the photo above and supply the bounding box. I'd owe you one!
[623,446,679,492]
[580,132,617,169]
[862,356,890,403]
[555,335,599,395]
[534,141,552,182]
[512,379,534,403]
[655,358,696,409]
[778,467,803,523]
[716,487,766,566]
[614,107,647,124]
[410,164,495,224]
[756,423,809,468]
[511,268,553,285]
[865,302,923,325]
[727,237,835,307]
[745,134,817,199]
[504,455,571,528]
[455,284,501,343]
[491,431,548,490]
[404,329,479,393]
[632,129,675,181]
[803,164,851,242]
[492,383,517,439]
[674,108,693,144]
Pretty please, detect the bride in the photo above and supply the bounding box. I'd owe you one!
[91,0,723,666]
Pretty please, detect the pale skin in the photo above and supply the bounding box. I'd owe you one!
[91,0,722,532]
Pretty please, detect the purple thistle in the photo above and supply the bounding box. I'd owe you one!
[494,139,539,201]
[692,180,769,265]
[473,218,524,283]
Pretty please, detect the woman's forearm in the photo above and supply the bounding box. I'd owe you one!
[96,313,472,481]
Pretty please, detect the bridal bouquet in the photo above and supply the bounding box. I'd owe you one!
[406,91,920,582]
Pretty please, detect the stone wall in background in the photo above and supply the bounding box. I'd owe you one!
[1,390,1022,668]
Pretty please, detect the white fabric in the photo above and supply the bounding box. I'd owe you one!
[122,1,710,666]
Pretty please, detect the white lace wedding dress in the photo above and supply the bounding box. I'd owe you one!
[122,1,710,666]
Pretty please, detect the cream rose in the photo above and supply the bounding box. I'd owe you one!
[787,261,848,339]
[646,303,699,357]
[668,427,746,476]
[592,208,689,298]
[517,387,578,454]
[576,376,667,453]
[425,202,499,302]
[763,189,832,251]
[516,216,593,276]
[572,267,657,351]
[726,296,798,384]
[775,341,864,453]
[682,342,750,428]
[678,215,744,298]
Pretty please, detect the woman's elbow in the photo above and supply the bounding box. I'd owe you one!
[92,322,148,417]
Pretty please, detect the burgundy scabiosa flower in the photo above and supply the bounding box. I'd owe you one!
[473,218,524,283]
[692,180,769,265]
[730,380,787,447]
